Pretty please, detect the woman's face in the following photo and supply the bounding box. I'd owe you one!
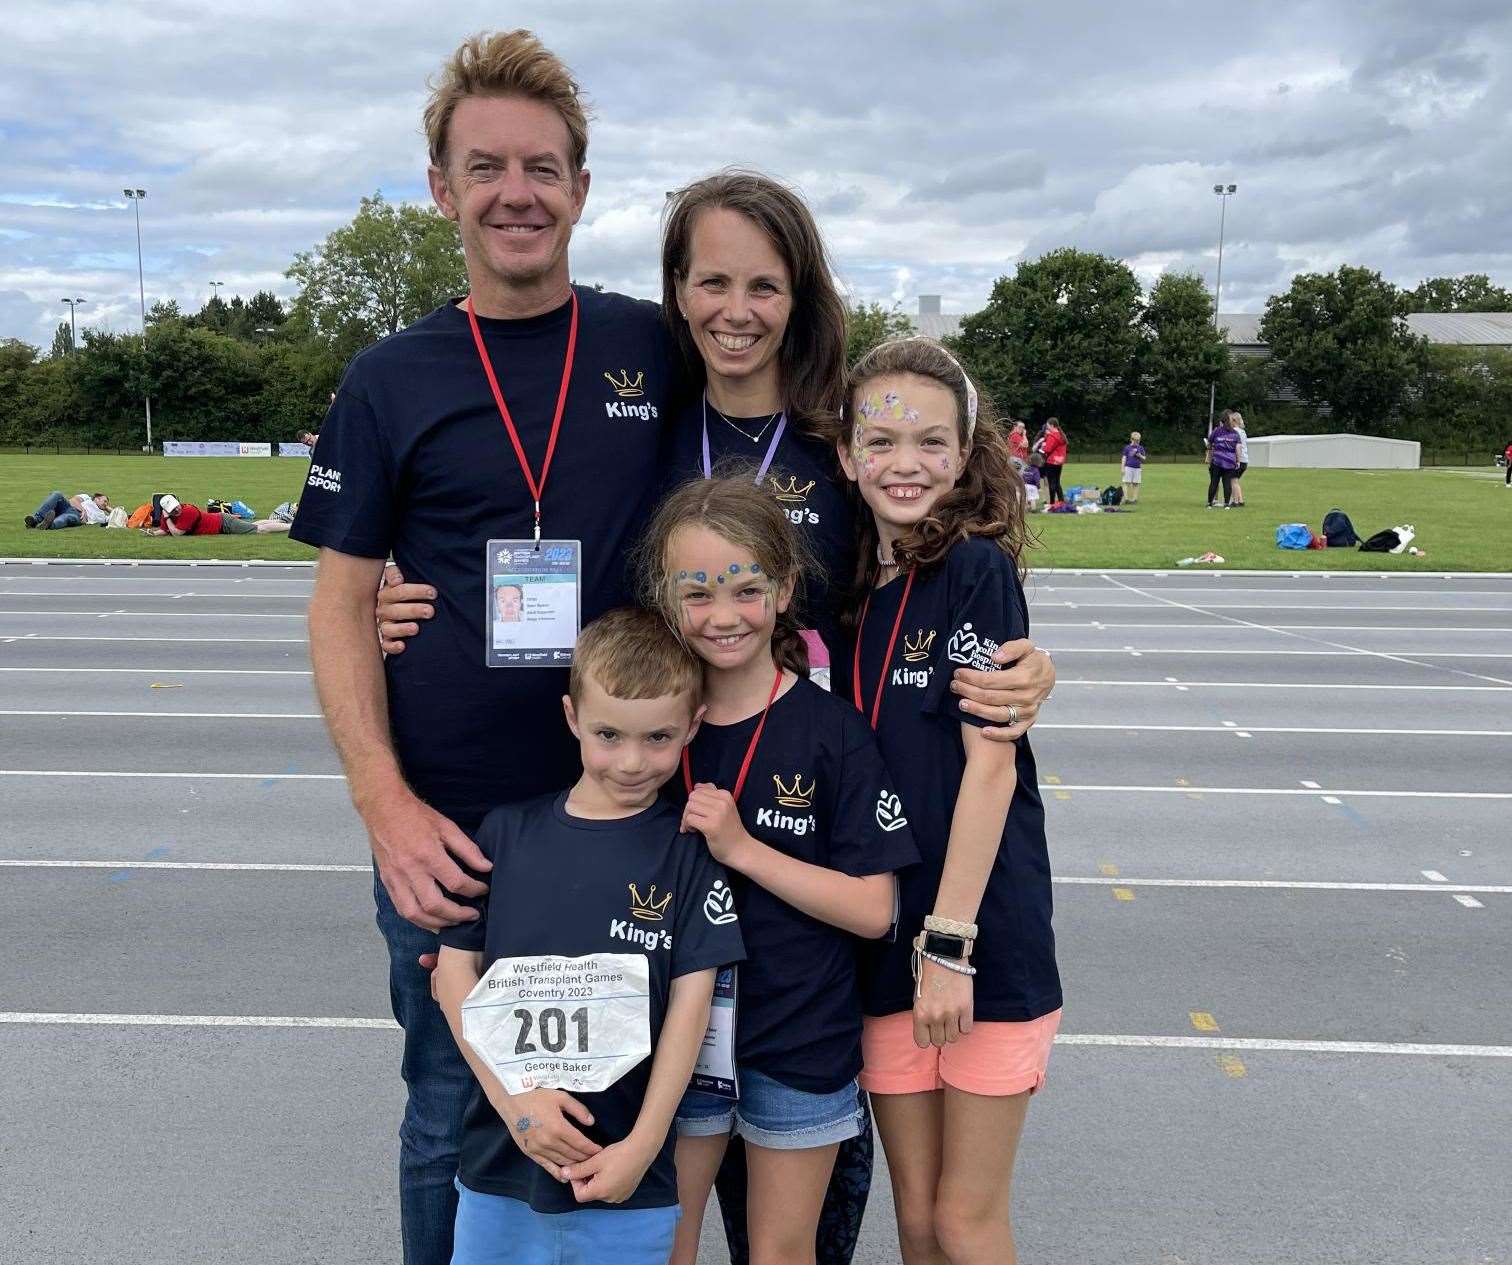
[676,208,792,399]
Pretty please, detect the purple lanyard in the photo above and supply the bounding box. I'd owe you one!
[701,395,787,485]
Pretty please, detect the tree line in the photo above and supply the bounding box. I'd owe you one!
[3,190,1509,457]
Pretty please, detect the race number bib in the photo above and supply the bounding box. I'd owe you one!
[461,953,652,1095]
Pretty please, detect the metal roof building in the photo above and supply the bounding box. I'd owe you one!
[1219,311,1512,351]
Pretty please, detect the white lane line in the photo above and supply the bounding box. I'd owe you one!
[1056,679,1512,692]
[0,772,1504,798]
[0,710,321,719]
[1044,648,1512,659]
[1036,724,1512,736]
[0,590,308,600]
[0,609,305,619]
[3,1012,1508,1059]
[1096,575,1512,688]
[1033,623,1512,633]
[6,860,1508,894]
[1054,1035,1512,1058]
[0,1012,396,1030]
[0,635,306,644]
[1454,895,1485,908]
[0,770,344,780]
[0,667,311,676]
[1038,603,1512,613]
[0,558,314,569]
[1422,871,1449,882]
[1322,796,1343,805]
[1300,780,1321,788]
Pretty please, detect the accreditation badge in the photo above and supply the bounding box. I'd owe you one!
[485,539,582,667]
[461,953,652,1095]
[690,965,739,1100]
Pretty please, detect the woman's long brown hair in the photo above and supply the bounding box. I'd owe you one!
[842,338,1032,615]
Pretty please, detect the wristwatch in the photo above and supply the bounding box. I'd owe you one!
[921,930,972,959]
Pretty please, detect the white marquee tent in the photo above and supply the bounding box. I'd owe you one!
[1244,434,1420,469]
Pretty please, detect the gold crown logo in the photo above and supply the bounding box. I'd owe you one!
[902,629,936,662]
[628,882,673,921]
[603,369,645,398]
[772,773,815,808]
[769,474,816,503]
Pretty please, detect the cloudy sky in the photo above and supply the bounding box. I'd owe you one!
[3,0,1510,346]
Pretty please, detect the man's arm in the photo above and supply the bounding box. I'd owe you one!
[565,969,716,1205]
[308,547,490,929]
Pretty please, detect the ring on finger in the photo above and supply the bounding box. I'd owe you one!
[1006,703,1020,727]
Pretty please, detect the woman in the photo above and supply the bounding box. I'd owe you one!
[1007,419,1030,468]
[1229,412,1249,507]
[1037,418,1067,505]
[1206,410,1241,508]
[373,168,1057,1265]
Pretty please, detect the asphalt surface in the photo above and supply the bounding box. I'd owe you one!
[2,561,1509,1265]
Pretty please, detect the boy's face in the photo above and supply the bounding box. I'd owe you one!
[563,675,703,812]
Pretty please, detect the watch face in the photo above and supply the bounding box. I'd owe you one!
[924,932,967,958]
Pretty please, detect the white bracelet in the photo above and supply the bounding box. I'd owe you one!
[921,950,977,977]
[923,914,979,940]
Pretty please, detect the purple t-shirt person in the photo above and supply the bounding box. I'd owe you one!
[1121,442,1146,468]
[1208,425,1240,470]
[1022,463,1041,490]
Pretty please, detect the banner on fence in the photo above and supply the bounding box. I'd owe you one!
[278,442,313,457]
[164,441,275,457]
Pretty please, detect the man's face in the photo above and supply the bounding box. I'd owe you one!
[563,677,701,811]
[495,585,523,622]
[92,494,109,510]
[429,95,588,299]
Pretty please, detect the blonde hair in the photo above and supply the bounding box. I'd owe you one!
[569,607,701,708]
[424,30,590,171]
[635,474,816,676]
[843,337,1030,596]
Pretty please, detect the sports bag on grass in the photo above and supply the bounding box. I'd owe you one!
[1275,523,1313,550]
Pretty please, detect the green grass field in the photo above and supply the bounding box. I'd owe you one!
[1,454,1507,570]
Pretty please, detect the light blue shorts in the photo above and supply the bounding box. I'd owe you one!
[675,1066,864,1150]
[451,1180,678,1265]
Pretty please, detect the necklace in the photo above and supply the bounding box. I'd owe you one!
[877,541,899,569]
[709,403,781,445]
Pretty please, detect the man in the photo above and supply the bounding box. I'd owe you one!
[296,28,1056,1265]
[291,31,678,1265]
[24,490,110,529]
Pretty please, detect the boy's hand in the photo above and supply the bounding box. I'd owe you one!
[681,785,753,866]
[502,1088,602,1179]
[564,1135,658,1205]
[913,957,974,1049]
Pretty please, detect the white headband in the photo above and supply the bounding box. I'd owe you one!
[934,345,979,438]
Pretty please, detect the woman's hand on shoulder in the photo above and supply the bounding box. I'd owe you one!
[949,640,1055,741]
[375,562,435,654]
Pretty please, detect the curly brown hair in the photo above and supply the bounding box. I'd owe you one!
[634,473,815,676]
[842,338,1031,610]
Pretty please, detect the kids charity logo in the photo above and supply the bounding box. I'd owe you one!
[875,790,908,832]
[946,623,1000,673]
[703,880,739,926]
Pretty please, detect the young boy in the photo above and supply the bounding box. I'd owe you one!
[434,607,745,1265]
[1121,431,1146,507]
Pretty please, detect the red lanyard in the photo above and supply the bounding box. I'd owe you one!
[465,290,579,543]
[682,665,784,802]
[851,571,915,730]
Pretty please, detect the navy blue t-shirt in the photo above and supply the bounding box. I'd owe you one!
[439,793,745,1213]
[665,398,857,660]
[676,676,919,1092]
[290,289,676,828]
[845,536,1061,1022]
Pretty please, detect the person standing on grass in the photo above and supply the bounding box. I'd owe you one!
[290,32,678,1265]
[1037,418,1067,505]
[1229,412,1249,508]
[1007,419,1029,468]
[1503,438,1511,486]
[1120,431,1146,507]
[1206,410,1240,508]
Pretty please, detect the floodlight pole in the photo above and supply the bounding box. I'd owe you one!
[1208,183,1237,432]
[124,188,153,451]
[60,298,86,352]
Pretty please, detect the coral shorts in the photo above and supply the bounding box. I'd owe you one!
[859,1008,1062,1098]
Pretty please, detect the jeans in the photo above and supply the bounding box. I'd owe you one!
[32,491,81,528]
[373,867,476,1265]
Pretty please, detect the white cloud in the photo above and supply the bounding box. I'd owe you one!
[1,0,1510,344]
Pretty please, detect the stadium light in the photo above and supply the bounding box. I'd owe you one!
[1208,182,1238,430]
[123,188,153,451]
[59,297,86,353]
[209,280,224,301]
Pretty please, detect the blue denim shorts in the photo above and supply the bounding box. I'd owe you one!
[675,1066,864,1150]
[451,1180,678,1265]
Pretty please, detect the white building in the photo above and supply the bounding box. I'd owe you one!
[1244,433,1420,469]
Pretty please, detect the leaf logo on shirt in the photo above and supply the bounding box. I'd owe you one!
[703,879,739,926]
[875,791,908,833]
